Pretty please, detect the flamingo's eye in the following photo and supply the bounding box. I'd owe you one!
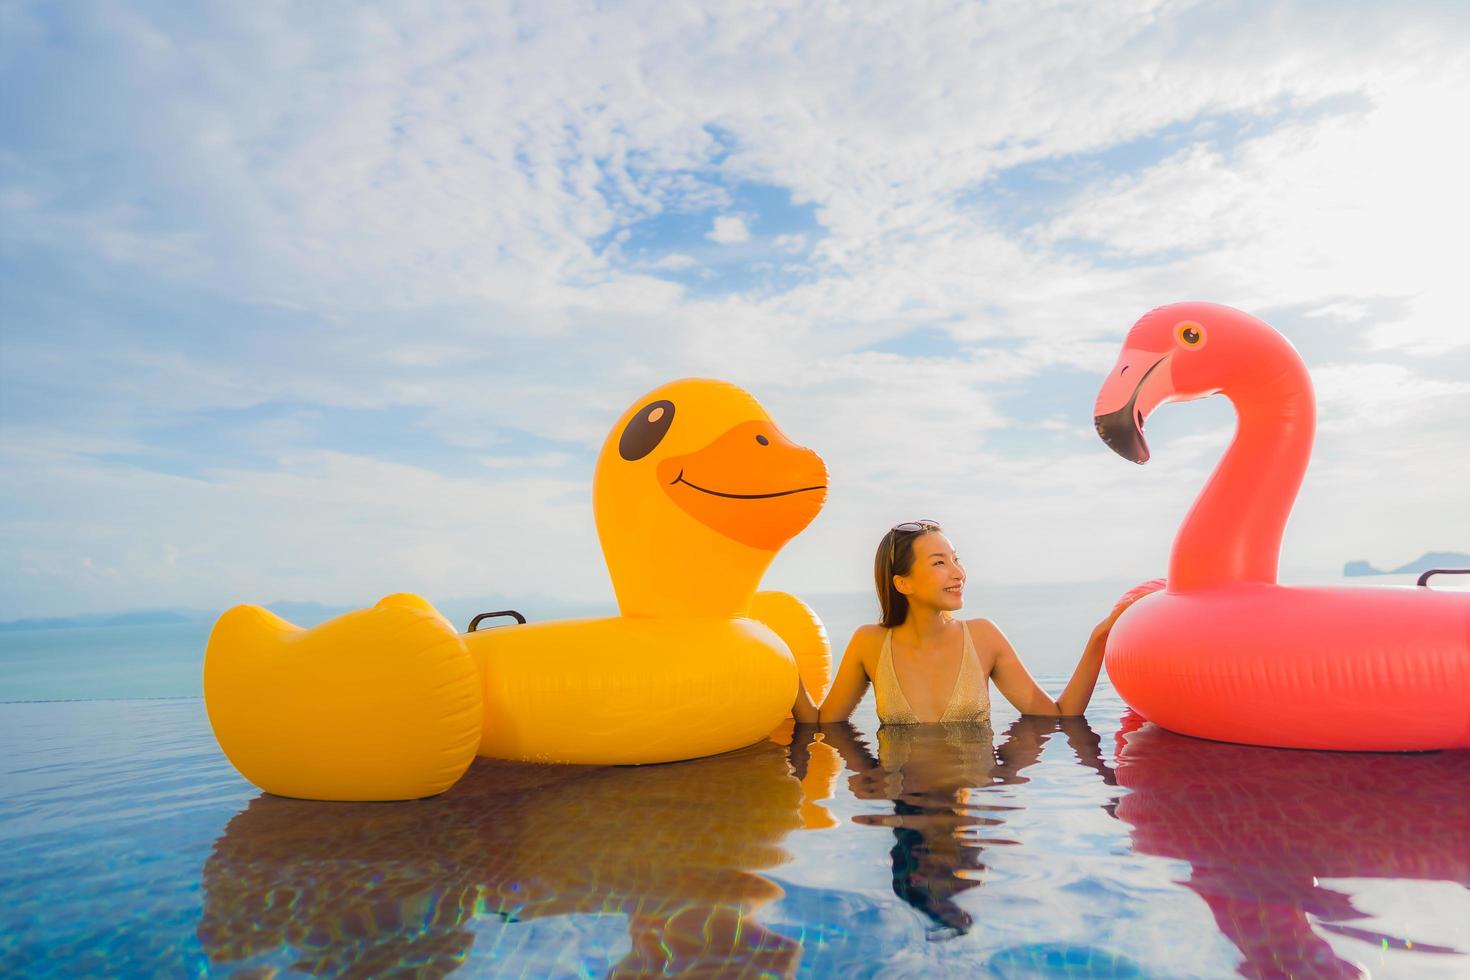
[1175,321,1206,348]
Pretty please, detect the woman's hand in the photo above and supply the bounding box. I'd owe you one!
[1113,577,1167,612]
[1035,579,1167,718]
[1100,578,1167,631]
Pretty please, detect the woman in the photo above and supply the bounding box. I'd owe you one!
[792,520,1151,724]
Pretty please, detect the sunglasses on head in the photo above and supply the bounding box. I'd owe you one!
[889,520,940,566]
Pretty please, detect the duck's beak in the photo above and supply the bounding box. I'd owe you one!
[1094,347,1173,464]
[657,421,828,551]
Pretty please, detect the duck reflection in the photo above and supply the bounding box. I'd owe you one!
[1112,712,1470,978]
[805,717,1103,941]
[199,738,806,978]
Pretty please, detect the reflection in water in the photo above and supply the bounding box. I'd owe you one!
[799,712,1470,977]
[199,738,806,977]
[807,718,1099,942]
[852,723,999,940]
[1113,712,1470,979]
[197,710,1470,976]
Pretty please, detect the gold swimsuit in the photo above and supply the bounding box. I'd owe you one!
[872,622,991,725]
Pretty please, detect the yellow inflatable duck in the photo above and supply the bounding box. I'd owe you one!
[203,378,830,800]
[203,593,483,801]
[468,377,828,764]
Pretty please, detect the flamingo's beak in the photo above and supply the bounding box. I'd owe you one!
[1095,348,1173,465]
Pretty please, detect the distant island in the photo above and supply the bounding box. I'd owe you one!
[0,602,359,633]
[0,595,611,633]
[1344,551,1470,576]
[0,610,199,633]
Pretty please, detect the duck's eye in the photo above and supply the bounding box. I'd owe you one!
[619,399,676,461]
[1175,321,1206,348]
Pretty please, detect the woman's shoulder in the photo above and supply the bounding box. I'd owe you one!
[959,618,1016,664]
[845,623,888,659]
[959,617,1005,642]
[832,624,886,676]
[958,616,998,630]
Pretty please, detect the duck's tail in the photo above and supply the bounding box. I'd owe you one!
[203,593,482,801]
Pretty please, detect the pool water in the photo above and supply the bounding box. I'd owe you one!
[2,684,1466,978]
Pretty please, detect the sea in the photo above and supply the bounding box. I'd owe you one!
[1,573,1466,977]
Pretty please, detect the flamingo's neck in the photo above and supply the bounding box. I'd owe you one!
[1169,360,1316,591]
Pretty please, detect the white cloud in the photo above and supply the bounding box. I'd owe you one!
[478,452,575,470]
[0,441,610,618]
[3,1,1468,616]
[1313,362,1470,431]
[1039,74,1470,352]
[650,253,697,270]
[708,215,751,244]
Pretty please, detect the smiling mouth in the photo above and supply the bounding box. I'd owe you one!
[670,471,827,500]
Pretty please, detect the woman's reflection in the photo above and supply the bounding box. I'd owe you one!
[199,738,808,977]
[799,716,1097,941]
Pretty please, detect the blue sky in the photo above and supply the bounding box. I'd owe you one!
[2,1,1468,619]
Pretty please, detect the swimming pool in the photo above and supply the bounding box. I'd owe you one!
[2,682,1465,978]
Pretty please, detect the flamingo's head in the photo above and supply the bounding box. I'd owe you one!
[1093,302,1283,463]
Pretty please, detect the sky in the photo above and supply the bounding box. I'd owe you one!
[2,1,1468,620]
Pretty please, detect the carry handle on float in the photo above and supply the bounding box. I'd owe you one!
[467,610,527,632]
[1417,569,1470,588]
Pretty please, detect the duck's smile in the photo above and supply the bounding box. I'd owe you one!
[655,420,829,550]
[669,470,826,500]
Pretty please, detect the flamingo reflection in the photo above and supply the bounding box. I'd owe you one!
[1112,713,1470,978]
[799,713,1470,977]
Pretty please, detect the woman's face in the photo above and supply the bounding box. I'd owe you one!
[894,532,965,612]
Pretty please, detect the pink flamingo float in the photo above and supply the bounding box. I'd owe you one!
[1094,302,1469,751]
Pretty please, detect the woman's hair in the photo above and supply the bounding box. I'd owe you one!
[874,521,943,628]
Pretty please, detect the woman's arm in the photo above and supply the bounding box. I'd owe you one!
[987,616,1109,716]
[1054,617,1112,716]
[987,615,1116,716]
[792,626,880,723]
[984,619,1074,716]
[987,581,1164,717]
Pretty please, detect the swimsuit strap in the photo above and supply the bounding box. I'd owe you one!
[939,622,992,724]
[873,629,919,725]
